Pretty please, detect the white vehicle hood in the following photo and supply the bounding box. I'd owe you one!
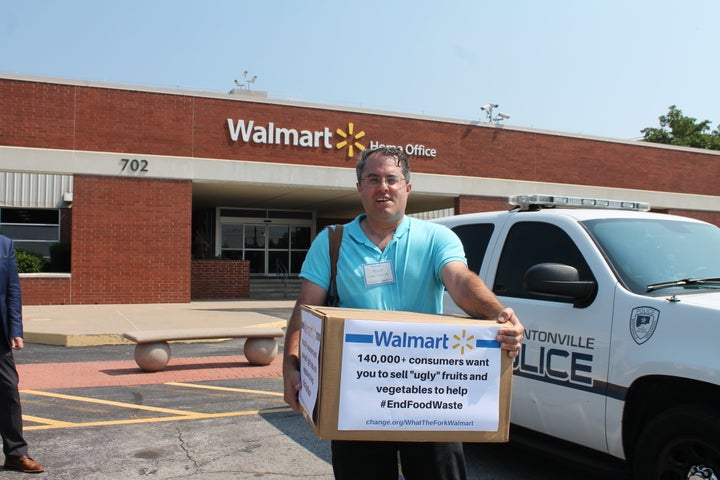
[662,289,720,309]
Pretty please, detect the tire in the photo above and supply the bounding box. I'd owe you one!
[632,404,720,480]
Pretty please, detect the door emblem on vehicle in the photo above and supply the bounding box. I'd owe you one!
[629,307,660,345]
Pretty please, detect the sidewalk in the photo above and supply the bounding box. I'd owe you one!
[21,300,295,347]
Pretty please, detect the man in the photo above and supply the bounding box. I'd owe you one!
[283,146,524,480]
[0,235,44,474]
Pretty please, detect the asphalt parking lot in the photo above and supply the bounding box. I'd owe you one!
[7,335,628,479]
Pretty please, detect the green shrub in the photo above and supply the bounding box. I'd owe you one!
[15,248,46,273]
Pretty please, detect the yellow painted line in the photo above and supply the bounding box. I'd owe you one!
[22,415,75,427]
[24,406,292,431]
[165,382,284,397]
[24,398,110,414]
[21,390,203,416]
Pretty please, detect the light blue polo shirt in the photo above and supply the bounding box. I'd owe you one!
[300,215,467,314]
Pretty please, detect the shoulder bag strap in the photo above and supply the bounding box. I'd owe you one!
[327,224,343,306]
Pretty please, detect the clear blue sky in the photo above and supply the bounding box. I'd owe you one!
[2,0,718,141]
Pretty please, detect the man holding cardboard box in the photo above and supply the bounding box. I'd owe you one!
[283,146,524,480]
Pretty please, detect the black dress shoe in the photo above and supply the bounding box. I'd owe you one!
[4,455,45,473]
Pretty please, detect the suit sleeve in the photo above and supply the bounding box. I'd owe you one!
[6,239,23,339]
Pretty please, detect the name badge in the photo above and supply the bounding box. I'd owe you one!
[363,261,395,287]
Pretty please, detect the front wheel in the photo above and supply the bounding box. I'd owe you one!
[632,404,720,480]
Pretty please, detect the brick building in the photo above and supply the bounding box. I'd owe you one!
[1,74,718,305]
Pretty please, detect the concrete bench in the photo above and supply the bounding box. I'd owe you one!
[123,327,284,372]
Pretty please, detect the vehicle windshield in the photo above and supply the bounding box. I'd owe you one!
[583,218,720,296]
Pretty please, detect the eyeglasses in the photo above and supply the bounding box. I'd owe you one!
[360,176,406,188]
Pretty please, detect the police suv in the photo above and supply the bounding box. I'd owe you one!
[434,194,720,480]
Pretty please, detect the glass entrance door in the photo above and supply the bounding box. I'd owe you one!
[220,222,312,276]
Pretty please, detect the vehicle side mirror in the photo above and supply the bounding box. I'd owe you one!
[523,263,597,308]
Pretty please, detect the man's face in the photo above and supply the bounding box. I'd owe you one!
[356,152,412,224]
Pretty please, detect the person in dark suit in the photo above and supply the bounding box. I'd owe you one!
[0,235,44,473]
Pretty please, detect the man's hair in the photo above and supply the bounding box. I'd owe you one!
[355,146,411,183]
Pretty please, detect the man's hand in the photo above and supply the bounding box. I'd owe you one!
[10,337,23,350]
[496,308,524,358]
[283,355,302,412]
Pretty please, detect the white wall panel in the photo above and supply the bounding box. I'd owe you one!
[0,172,73,208]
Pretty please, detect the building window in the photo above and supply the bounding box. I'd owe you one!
[0,208,61,259]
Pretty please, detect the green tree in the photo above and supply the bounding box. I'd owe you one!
[641,105,720,151]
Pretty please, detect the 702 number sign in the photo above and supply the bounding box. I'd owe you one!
[120,158,149,173]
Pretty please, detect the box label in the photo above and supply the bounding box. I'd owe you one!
[338,319,502,431]
[299,310,323,420]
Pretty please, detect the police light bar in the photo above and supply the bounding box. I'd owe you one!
[509,194,651,212]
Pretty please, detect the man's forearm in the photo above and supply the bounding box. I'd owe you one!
[455,273,505,319]
[283,306,303,366]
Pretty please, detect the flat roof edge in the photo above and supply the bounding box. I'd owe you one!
[4,72,718,156]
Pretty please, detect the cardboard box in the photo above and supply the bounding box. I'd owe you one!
[298,305,512,442]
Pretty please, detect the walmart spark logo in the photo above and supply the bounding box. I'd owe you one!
[335,122,366,158]
[451,330,475,355]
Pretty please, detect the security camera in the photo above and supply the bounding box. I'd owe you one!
[496,113,511,120]
[481,103,499,111]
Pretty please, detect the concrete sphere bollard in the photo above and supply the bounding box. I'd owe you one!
[243,338,278,365]
[134,342,171,372]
